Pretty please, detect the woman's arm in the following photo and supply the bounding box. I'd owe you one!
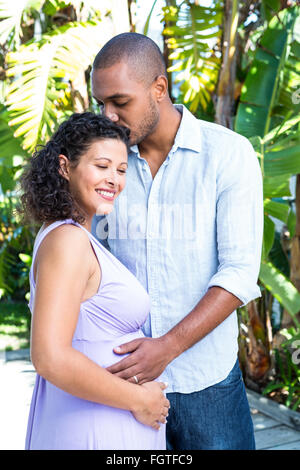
[31,224,168,429]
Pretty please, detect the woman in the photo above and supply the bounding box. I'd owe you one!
[21,112,169,450]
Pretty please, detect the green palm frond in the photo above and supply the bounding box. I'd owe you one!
[0,0,44,47]
[4,19,113,151]
[162,2,223,112]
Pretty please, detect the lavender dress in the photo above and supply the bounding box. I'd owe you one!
[25,219,166,450]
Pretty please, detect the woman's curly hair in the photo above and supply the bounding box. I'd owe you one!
[20,112,130,225]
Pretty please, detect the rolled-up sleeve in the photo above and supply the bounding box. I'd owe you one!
[207,135,263,305]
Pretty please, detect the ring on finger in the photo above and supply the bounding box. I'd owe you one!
[133,375,139,384]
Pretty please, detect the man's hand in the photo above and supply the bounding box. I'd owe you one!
[106,288,242,385]
[106,336,175,385]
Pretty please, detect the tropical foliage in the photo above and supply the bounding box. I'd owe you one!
[233,5,300,402]
[0,0,119,302]
[1,0,300,409]
[162,0,223,112]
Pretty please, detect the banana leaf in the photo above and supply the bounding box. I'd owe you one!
[263,145,300,177]
[259,261,300,328]
[262,115,300,145]
[262,214,275,260]
[264,199,289,224]
[235,6,299,139]
[263,175,291,198]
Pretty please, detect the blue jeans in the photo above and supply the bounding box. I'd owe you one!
[166,359,256,450]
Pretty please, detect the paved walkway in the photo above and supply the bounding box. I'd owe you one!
[1,349,300,450]
[0,351,35,450]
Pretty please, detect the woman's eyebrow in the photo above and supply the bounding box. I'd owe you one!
[94,157,128,165]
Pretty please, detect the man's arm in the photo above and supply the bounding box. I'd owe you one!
[106,286,241,384]
[107,136,263,384]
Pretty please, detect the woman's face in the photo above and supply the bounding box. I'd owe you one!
[61,138,128,219]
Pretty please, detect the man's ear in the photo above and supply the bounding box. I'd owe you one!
[153,75,168,102]
[58,154,70,181]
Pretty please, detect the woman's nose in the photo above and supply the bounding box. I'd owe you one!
[105,171,118,186]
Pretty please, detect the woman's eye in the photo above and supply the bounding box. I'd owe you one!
[118,169,127,174]
[97,165,108,169]
[115,102,127,107]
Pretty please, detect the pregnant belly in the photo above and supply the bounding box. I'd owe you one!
[72,329,145,368]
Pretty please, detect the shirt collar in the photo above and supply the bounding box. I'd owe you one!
[130,104,202,156]
[172,104,202,153]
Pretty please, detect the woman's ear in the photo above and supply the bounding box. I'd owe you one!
[58,154,70,181]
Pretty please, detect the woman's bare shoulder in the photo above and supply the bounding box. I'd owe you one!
[37,223,91,262]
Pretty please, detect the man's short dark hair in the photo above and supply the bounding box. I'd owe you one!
[93,32,167,85]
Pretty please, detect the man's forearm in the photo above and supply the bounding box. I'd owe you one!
[162,286,243,360]
[107,286,243,384]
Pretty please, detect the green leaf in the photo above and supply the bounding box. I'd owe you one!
[0,0,44,47]
[262,115,300,145]
[268,231,290,278]
[261,0,281,22]
[263,175,291,198]
[143,0,159,36]
[0,165,15,193]
[0,105,27,164]
[262,214,275,260]
[19,253,32,266]
[259,261,300,327]
[264,199,289,223]
[162,2,222,113]
[264,145,300,177]
[287,208,296,239]
[262,382,284,395]
[235,6,299,138]
[43,0,68,15]
[291,39,300,58]
[4,20,112,151]
[292,397,300,412]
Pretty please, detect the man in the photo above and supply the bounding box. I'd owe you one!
[91,32,263,450]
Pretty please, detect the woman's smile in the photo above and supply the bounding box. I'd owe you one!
[95,188,116,201]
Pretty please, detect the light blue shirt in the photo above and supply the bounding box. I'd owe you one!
[92,104,263,393]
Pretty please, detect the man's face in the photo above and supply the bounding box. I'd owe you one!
[91,62,159,146]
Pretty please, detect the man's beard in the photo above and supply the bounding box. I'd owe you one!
[129,97,159,146]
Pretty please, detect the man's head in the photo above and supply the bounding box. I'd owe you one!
[91,32,169,145]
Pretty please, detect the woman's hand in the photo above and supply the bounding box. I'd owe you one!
[131,381,170,430]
